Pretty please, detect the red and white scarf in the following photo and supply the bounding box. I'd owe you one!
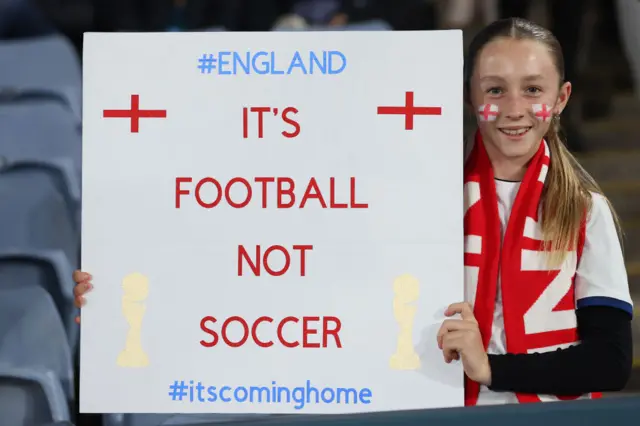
[463,130,594,405]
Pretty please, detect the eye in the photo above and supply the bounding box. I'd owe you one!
[525,86,542,95]
[486,87,503,96]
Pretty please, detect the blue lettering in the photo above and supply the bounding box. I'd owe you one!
[310,51,327,74]
[219,386,232,402]
[234,386,248,402]
[218,51,231,75]
[233,52,250,74]
[252,51,269,75]
[271,51,284,74]
[359,388,372,404]
[292,387,305,410]
[328,51,347,74]
[321,388,335,403]
[287,51,307,75]
[206,386,217,402]
[277,385,291,403]
[306,380,320,403]
[336,387,358,404]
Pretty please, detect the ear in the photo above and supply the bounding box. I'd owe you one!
[554,81,572,114]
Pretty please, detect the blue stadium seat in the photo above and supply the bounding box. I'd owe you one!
[0,97,82,178]
[0,286,75,401]
[0,250,78,352]
[0,34,81,114]
[0,166,80,266]
[0,365,70,426]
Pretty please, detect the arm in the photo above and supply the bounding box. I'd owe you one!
[489,305,632,395]
[490,193,634,395]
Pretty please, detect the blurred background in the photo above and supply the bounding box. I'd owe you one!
[1,0,639,425]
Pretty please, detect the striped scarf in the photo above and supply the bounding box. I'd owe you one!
[463,130,594,404]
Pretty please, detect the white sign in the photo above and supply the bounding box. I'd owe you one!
[80,29,465,414]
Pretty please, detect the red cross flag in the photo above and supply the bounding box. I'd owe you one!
[532,103,553,122]
[477,103,499,122]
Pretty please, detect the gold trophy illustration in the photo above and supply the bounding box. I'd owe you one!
[390,274,421,370]
[117,272,150,368]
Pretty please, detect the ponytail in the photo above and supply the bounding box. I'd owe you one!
[540,116,623,267]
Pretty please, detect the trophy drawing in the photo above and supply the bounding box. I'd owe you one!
[117,272,150,368]
[389,273,421,370]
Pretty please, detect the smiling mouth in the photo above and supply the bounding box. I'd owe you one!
[499,126,532,136]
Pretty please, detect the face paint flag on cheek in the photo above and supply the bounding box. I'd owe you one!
[477,104,499,122]
[532,103,553,122]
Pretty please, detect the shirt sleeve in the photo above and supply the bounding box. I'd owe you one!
[488,305,633,395]
[574,193,633,316]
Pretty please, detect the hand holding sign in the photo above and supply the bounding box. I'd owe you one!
[437,302,491,386]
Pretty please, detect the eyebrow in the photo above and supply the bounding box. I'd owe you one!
[480,74,545,82]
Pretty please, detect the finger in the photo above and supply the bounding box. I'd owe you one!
[73,270,92,283]
[445,302,476,323]
[74,295,86,309]
[75,315,81,324]
[73,281,93,297]
[437,319,476,348]
[442,331,467,360]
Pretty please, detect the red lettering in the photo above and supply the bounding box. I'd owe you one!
[277,178,295,208]
[303,316,320,348]
[329,177,347,208]
[250,107,270,138]
[323,316,342,348]
[174,177,368,210]
[282,107,300,138]
[195,177,222,208]
[277,316,299,348]
[292,245,312,276]
[263,245,290,276]
[199,316,218,347]
[350,177,368,208]
[254,177,274,208]
[200,315,341,348]
[225,177,252,208]
[175,177,192,208]
[242,107,248,138]
[221,316,249,348]
[300,178,327,208]
[251,316,273,348]
[238,244,313,277]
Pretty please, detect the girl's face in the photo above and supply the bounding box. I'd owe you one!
[470,37,571,164]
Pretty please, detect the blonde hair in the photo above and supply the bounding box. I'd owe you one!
[465,18,624,267]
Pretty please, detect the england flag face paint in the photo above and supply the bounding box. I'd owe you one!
[532,103,553,122]
[477,104,499,122]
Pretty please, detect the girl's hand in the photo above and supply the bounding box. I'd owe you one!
[437,302,491,386]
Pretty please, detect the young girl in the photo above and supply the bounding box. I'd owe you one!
[437,17,633,406]
[73,17,633,407]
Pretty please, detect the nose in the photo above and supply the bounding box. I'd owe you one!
[501,93,528,120]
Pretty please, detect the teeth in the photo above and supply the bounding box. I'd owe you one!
[500,127,530,136]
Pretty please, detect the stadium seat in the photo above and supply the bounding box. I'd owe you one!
[0,250,78,351]
[0,365,70,426]
[0,165,80,266]
[0,286,75,400]
[0,97,82,178]
[0,34,81,114]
